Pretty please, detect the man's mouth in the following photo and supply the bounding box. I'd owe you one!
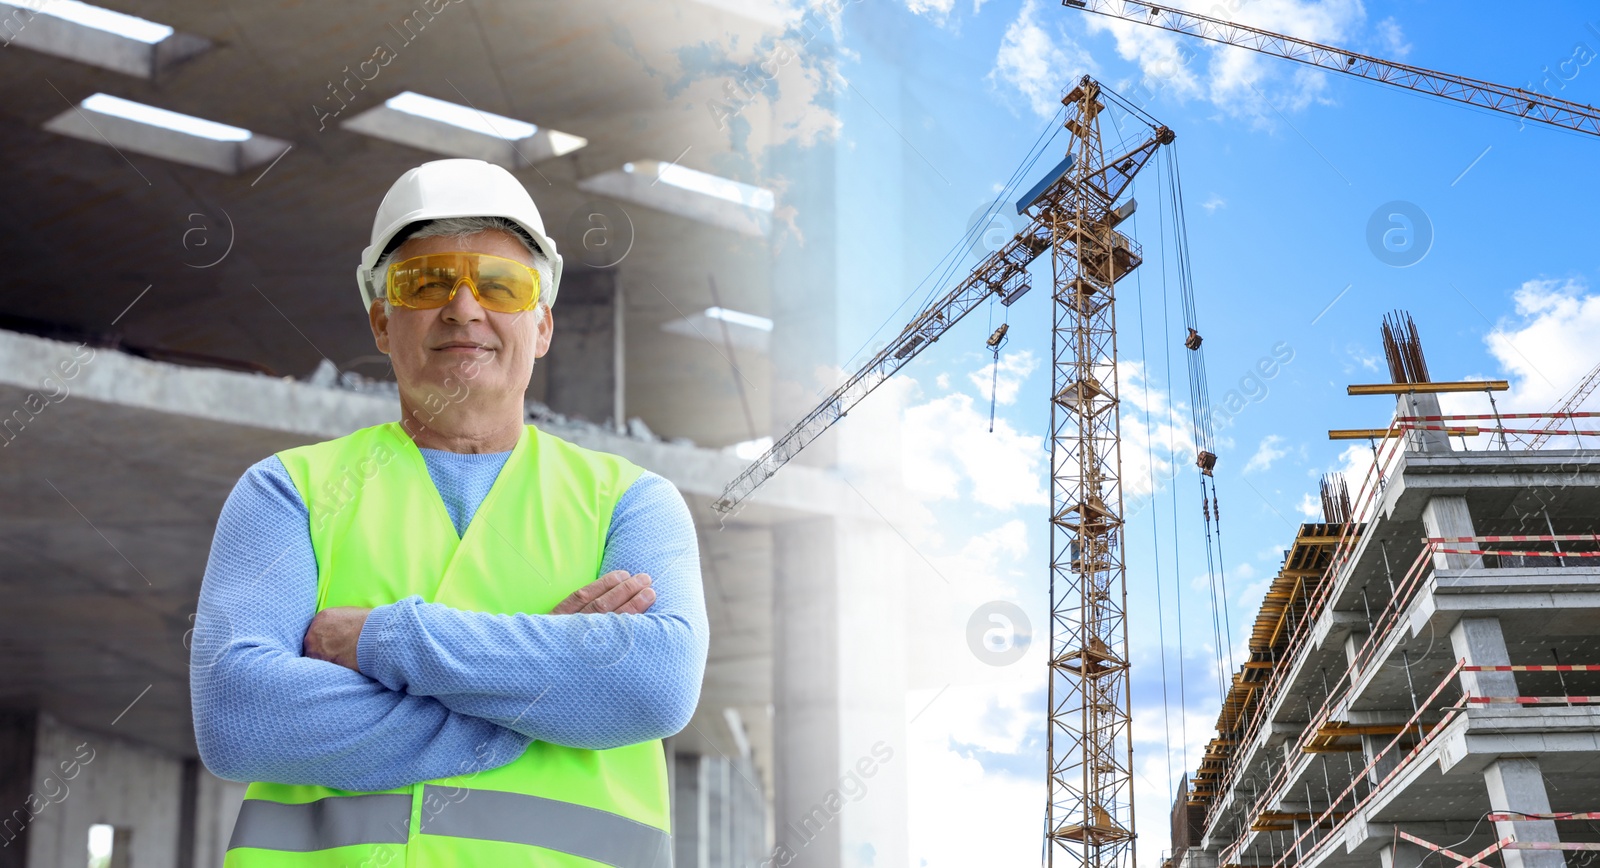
[433,341,493,354]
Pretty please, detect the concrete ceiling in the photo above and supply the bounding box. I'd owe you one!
[0,0,790,447]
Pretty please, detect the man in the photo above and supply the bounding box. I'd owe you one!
[191,158,708,868]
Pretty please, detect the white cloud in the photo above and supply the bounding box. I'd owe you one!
[903,0,956,23]
[1122,360,1198,504]
[1201,193,1226,213]
[989,0,1096,118]
[1082,0,1369,125]
[1084,12,1203,102]
[1484,279,1600,413]
[663,0,856,154]
[902,390,1048,509]
[907,682,1043,868]
[967,348,1038,406]
[1375,16,1411,59]
[1244,434,1287,474]
[1342,343,1383,374]
[1296,491,1320,518]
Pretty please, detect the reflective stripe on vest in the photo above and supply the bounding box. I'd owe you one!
[228,794,410,852]
[228,788,671,867]
[419,786,671,866]
[226,422,669,868]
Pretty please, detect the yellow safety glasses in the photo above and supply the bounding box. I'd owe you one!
[385,252,541,313]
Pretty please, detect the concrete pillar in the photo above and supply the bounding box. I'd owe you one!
[1484,758,1563,868]
[733,757,768,866]
[674,752,708,868]
[708,755,730,868]
[773,513,908,868]
[1398,392,1451,454]
[1343,630,1369,679]
[1343,630,1395,783]
[532,268,622,428]
[0,710,39,868]
[1379,837,1428,868]
[767,36,907,866]
[189,770,246,868]
[1450,617,1518,699]
[666,750,771,868]
[176,759,199,868]
[19,714,182,868]
[1421,495,1482,571]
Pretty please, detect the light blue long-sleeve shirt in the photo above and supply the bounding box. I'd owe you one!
[190,441,709,792]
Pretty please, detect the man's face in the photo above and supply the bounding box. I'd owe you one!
[368,229,553,408]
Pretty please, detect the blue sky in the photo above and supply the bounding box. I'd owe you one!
[744,1,1600,865]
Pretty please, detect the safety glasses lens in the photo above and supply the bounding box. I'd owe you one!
[387,253,539,313]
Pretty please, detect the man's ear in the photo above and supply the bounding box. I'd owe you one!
[534,306,554,359]
[369,298,391,355]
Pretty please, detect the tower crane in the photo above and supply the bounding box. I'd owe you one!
[710,7,1600,868]
[1063,0,1600,138]
[1527,360,1600,448]
[713,77,1177,868]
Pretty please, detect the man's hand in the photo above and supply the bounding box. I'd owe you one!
[304,607,373,672]
[550,570,654,615]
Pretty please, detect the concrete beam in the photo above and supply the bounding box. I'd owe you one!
[0,328,868,523]
[1382,451,1600,523]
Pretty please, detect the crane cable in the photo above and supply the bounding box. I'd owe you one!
[1161,142,1237,687]
[1152,142,1210,720]
[1129,201,1179,806]
[835,103,1068,379]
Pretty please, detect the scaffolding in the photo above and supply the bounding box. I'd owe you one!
[1168,320,1600,868]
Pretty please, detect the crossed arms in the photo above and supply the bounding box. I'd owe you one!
[189,458,709,792]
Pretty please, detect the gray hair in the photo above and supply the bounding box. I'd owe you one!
[376,216,553,315]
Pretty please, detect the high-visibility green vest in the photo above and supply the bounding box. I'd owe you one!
[225,421,672,867]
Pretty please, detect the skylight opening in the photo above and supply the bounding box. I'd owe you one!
[80,93,251,142]
[27,0,172,43]
[385,91,537,141]
[658,163,775,211]
[706,306,773,331]
[585,160,776,236]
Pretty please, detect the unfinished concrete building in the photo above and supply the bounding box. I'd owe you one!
[1169,316,1600,868]
[0,2,913,867]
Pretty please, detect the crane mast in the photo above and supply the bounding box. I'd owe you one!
[1065,0,1600,137]
[1043,77,1162,868]
[713,74,1173,868]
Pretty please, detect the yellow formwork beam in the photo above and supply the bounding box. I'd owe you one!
[1329,427,1479,440]
[1346,380,1508,395]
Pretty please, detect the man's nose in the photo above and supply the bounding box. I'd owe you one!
[441,277,486,322]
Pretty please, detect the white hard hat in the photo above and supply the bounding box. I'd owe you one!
[357,158,564,313]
